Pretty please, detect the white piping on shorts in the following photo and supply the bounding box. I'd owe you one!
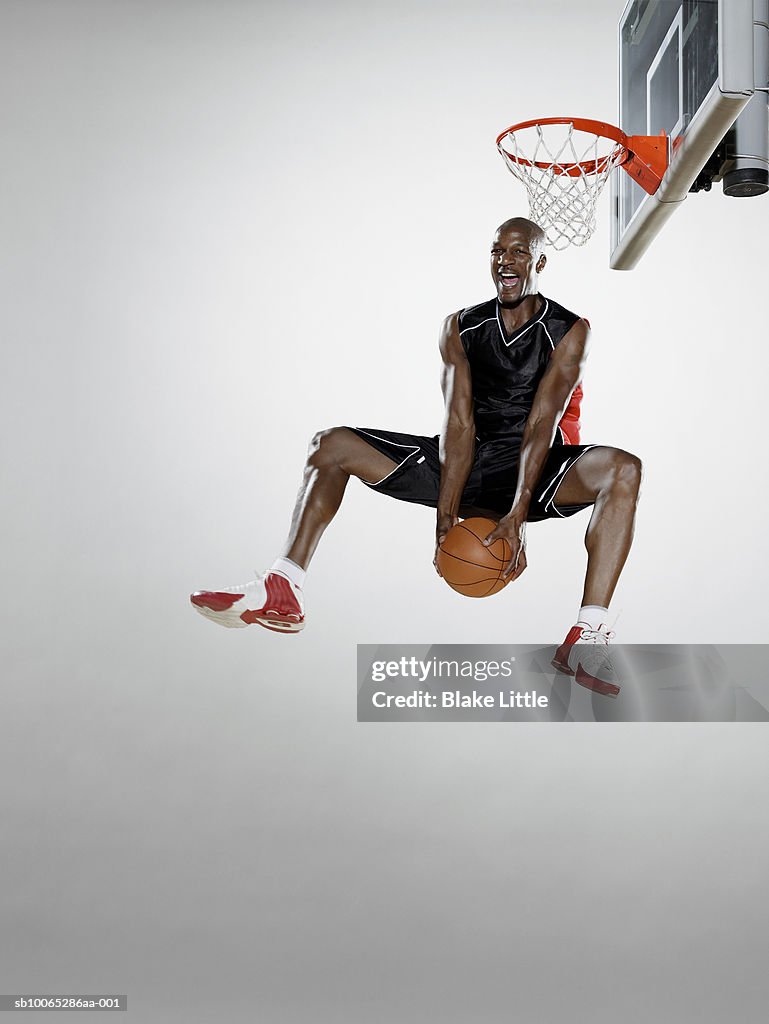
[355,429,421,487]
[538,444,597,517]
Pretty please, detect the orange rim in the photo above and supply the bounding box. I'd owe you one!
[496,117,629,178]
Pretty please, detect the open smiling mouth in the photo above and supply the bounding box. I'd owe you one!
[499,273,520,289]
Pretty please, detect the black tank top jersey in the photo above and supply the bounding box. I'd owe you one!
[458,295,581,444]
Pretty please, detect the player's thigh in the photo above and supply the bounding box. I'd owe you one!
[310,427,398,483]
[553,446,639,506]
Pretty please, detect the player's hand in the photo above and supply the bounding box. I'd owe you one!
[434,513,459,576]
[484,511,528,581]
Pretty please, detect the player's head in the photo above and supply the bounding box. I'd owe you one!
[490,218,546,305]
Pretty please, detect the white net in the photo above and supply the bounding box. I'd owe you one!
[497,121,626,249]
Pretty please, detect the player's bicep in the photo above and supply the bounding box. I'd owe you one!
[532,320,590,418]
[439,313,474,429]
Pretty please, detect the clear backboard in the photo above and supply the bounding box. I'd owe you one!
[610,0,767,269]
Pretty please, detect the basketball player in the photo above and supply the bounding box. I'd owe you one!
[191,218,642,697]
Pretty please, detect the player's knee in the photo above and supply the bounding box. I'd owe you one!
[610,450,643,495]
[307,427,346,468]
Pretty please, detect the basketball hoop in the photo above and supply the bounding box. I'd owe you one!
[496,117,668,249]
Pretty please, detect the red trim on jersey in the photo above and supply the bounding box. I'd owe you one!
[553,316,588,444]
[558,383,583,445]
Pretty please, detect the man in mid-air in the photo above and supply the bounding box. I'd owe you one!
[191,218,642,697]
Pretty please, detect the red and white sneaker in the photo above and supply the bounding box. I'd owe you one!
[552,623,619,698]
[190,571,305,633]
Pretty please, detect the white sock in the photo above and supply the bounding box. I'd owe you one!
[577,605,609,631]
[269,557,306,589]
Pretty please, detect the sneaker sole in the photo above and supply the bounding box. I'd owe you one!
[551,649,619,697]
[575,663,620,699]
[192,604,249,628]
[191,598,304,633]
[551,656,573,676]
[246,613,305,633]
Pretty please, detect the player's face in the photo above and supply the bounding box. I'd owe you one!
[490,228,546,303]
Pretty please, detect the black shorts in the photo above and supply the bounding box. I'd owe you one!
[348,427,597,522]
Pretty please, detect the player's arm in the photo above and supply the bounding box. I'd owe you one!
[515,319,590,512]
[435,312,475,572]
[486,319,590,578]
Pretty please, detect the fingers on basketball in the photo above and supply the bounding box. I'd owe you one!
[505,548,527,580]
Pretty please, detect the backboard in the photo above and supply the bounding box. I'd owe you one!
[610,0,765,269]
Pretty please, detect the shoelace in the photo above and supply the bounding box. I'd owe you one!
[578,626,616,644]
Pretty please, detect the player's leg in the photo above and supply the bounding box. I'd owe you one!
[190,428,399,633]
[549,445,642,697]
[283,427,398,569]
[552,445,643,609]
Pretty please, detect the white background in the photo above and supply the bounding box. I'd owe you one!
[1,2,767,1021]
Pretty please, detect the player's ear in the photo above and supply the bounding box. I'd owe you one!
[536,253,547,273]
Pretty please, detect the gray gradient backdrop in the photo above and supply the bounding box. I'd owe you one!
[1,1,767,1021]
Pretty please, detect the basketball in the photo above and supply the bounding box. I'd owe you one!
[436,517,512,597]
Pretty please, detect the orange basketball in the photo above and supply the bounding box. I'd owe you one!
[436,517,512,597]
